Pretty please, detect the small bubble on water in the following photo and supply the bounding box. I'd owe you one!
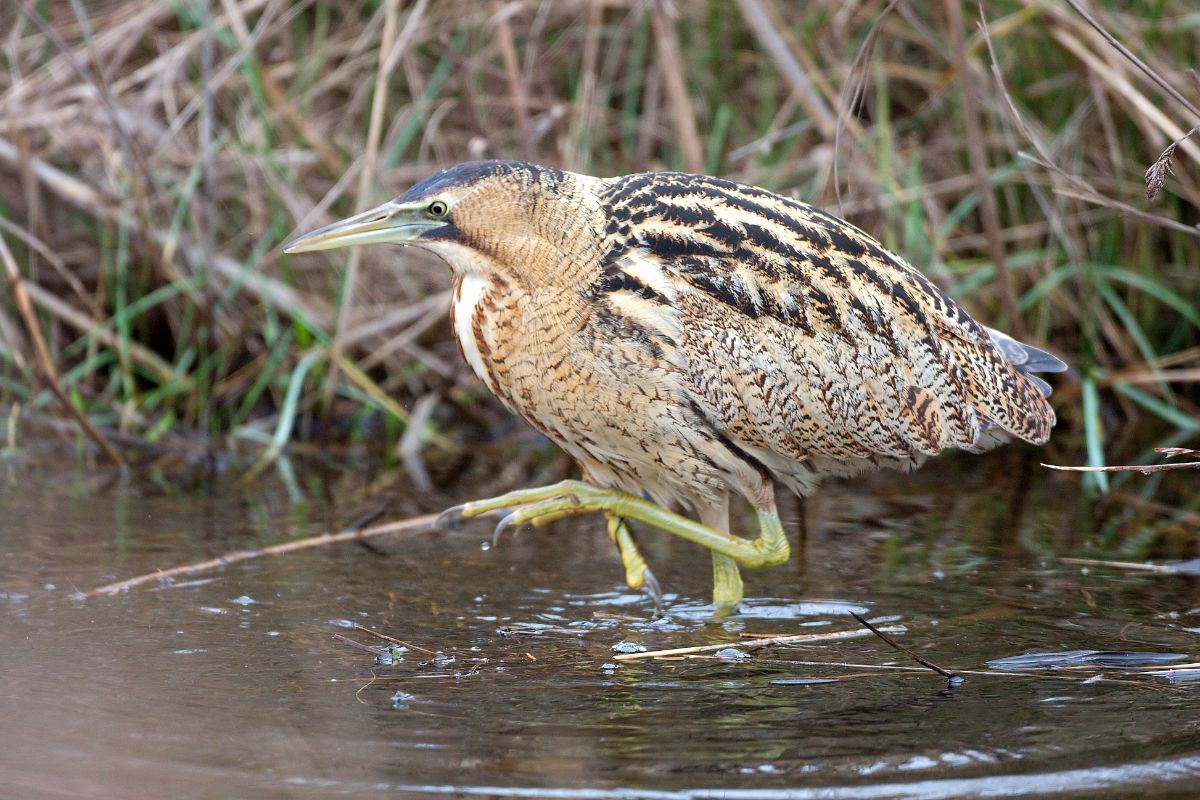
[611,640,646,654]
[231,595,255,606]
[480,541,491,551]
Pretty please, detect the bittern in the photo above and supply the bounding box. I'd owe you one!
[285,161,1065,611]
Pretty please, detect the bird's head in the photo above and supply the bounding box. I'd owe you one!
[284,160,598,283]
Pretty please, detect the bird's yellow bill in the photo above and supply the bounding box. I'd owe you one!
[283,201,444,253]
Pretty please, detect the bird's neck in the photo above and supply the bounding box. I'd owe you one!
[496,187,608,292]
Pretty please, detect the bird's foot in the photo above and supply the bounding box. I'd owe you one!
[437,481,589,531]
[437,480,791,612]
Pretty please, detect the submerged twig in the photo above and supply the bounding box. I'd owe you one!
[611,624,906,662]
[332,633,391,657]
[1043,461,1200,474]
[352,624,441,656]
[1045,447,1200,474]
[850,611,961,685]
[766,659,1152,684]
[80,512,441,598]
[1061,557,1200,576]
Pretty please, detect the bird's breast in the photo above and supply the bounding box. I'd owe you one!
[451,273,500,393]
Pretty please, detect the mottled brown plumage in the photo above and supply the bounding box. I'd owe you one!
[285,160,1065,611]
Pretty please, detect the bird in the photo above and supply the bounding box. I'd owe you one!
[284,160,1066,612]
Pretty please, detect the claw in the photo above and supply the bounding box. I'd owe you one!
[436,504,467,528]
[641,567,665,614]
[492,511,521,545]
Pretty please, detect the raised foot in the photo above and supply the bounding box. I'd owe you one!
[436,480,792,611]
[437,480,789,568]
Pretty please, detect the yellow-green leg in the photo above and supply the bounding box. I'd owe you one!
[438,480,790,606]
[710,553,743,614]
[700,503,742,614]
[606,514,663,610]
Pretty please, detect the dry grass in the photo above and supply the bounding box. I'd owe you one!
[0,1,1196,512]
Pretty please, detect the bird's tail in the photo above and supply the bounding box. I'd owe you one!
[984,327,1068,397]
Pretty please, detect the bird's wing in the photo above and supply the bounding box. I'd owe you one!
[597,173,1061,464]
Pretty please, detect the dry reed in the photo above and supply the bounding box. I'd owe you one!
[0,1,1195,517]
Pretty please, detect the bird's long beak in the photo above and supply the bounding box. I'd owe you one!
[283,201,446,253]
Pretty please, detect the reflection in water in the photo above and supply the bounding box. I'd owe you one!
[1,449,1199,798]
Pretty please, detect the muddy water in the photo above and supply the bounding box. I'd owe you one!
[2,449,1199,799]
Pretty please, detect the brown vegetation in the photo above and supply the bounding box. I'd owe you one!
[0,1,1196,504]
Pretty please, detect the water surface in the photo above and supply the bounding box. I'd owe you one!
[2,448,1198,799]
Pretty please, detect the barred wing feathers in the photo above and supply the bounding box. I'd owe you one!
[597,172,1064,474]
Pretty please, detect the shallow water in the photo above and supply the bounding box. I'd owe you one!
[2,448,1199,799]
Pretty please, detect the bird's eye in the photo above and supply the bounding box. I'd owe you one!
[427,200,449,217]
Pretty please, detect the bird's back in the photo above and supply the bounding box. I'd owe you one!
[591,170,1063,492]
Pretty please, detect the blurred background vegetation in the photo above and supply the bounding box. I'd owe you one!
[0,1,1195,528]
